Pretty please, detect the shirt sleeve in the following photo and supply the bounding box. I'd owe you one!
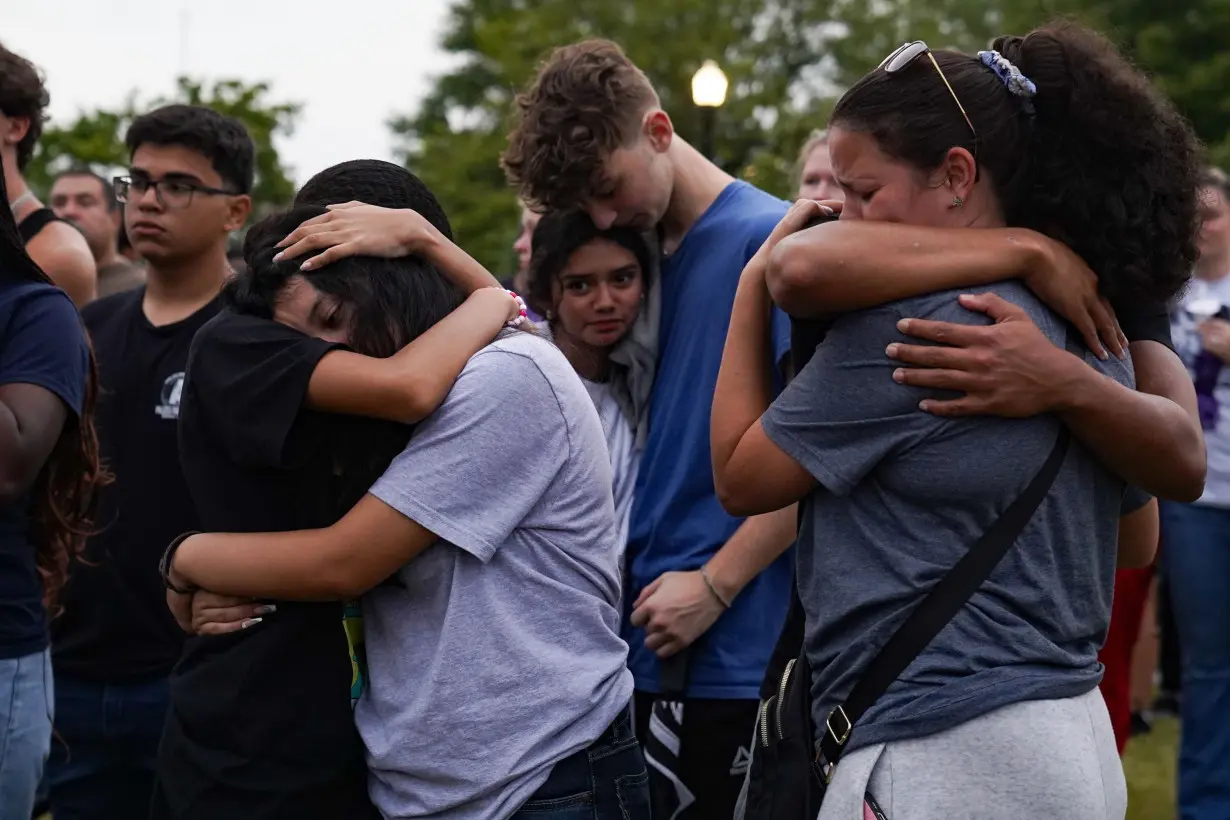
[368,346,569,562]
[1117,301,1174,351]
[771,306,792,376]
[184,312,343,468]
[1121,485,1153,516]
[0,286,88,417]
[761,306,947,497]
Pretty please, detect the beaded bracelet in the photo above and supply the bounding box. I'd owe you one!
[160,531,202,594]
[505,290,529,328]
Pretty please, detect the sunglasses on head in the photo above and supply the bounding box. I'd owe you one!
[879,41,978,158]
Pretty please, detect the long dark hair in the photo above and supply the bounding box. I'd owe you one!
[525,208,653,319]
[225,205,466,511]
[830,22,1201,310]
[0,170,107,613]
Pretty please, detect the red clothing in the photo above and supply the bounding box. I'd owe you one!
[1098,566,1155,754]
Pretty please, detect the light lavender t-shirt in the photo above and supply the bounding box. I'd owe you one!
[360,331,634,820]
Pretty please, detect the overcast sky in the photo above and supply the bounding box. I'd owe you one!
[3,0,453,185]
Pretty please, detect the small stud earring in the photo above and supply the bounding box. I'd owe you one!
[951,195,965,208]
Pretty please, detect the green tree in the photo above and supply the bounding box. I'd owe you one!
[26,77,301,213]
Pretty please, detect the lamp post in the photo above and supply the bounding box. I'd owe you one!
[691,60,728,161]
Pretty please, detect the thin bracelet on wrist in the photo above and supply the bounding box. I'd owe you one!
[160,531,202,594]
[700,567,732,609]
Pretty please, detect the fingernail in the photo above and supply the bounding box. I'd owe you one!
[300,260,313,271]
[1096,346,1108,361]
[897,319,911,332]
[256,604,277,615]
[819,205,835,216]
[272,251,284,262]
[886,343,899,358]
[918,400,932,412]
[241,618,263,629]
[893,368,905,383]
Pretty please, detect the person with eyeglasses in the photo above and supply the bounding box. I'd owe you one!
[45,104,253,820]
[716,22,1202,820]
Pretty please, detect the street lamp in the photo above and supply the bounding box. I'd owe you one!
[691,60,728,161]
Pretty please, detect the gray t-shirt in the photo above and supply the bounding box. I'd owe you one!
[361,331,634,819]
[763,281,1134,753]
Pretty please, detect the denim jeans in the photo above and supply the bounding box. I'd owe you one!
[1161,502,1230,820]
[45,674,170,820]
[0,648,52,820]
[511,705,650,820]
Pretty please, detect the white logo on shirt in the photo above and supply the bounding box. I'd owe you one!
[156,371,185,419]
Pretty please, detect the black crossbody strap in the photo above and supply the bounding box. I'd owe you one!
[818,329,1084,767]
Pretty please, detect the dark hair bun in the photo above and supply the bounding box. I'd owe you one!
[993,23,1201,308]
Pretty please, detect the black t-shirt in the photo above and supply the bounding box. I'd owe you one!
[155,311,400,820]
[758,302,1174,700]
[52,288,219,681]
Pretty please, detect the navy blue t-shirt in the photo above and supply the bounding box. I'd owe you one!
[623,181,793,699]
[0,275,88,659]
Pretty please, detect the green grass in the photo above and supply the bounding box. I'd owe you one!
[32,716,1179,820]
[1125,715,1178,820]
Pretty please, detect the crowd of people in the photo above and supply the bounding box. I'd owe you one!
[0,16,1225,820]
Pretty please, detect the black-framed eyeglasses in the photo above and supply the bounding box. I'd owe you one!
[879,41,978,157]
[113,175,236,210]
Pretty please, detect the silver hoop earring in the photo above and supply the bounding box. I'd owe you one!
[951,195,965,208]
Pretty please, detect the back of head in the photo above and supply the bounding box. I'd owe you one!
[229,206,464,359]
[125,104,255,194]
[503,39,660,212]
[526,209,654,316]
[0,42,49,170]
[831,22,1201,310]
[295,159,453,240]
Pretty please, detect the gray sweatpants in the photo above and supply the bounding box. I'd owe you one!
[818,688,1126,819]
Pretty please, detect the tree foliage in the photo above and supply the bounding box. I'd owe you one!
[392,0,1230,274]
[26,77,301,213]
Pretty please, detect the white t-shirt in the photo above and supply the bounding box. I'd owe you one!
[1172,273,1230,506]
[582,377,640,560]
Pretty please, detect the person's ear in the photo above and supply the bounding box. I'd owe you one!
[224,194,252,233]
[1,115,30,148]
[643,110,674,154]
[940,146,977,205]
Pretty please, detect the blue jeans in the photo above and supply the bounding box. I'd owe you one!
[511,705,650,820]
[0,648,52,820]
[1162,502,1230,820]
[46,674,170,820]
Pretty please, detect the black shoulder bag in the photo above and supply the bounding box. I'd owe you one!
[743,418,1071,820]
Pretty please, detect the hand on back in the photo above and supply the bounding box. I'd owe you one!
[888,234,1130,419]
